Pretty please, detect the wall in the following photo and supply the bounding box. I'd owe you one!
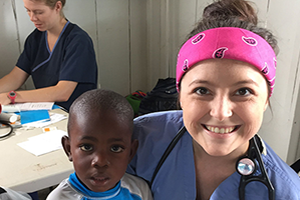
[147,0,300,164]
[1,0,300,163]
[0,0,148,95]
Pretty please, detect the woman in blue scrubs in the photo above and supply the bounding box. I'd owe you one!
[127,0,300,199]
[0,0,97,111]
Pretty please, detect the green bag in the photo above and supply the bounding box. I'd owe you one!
[126,91,146,117]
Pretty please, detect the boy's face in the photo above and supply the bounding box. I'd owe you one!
[63,110,137,192]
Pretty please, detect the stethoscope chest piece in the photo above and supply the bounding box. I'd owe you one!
[236,135,275,200]
[236,157,256,176]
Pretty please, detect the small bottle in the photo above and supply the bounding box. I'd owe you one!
[0,113,18,123]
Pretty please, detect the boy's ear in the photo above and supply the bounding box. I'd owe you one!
[62,136,73,162]
[128,139,139,163]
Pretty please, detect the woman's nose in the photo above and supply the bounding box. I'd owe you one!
[209,96,233,121]
[91,152,110,168]
[28,12,36,22]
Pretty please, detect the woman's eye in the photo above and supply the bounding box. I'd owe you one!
[195,87,210,95]
[33,11,43,15]
[235,88,252,96]
[80,144,93,152]
[111,146,124,153]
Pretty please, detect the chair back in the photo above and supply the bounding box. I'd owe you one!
[290,158,300,174]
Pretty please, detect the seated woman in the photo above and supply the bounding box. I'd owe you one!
[0,0,98,111]
[127,0,300,199]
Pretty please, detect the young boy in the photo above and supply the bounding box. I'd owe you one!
[46,89,152,200]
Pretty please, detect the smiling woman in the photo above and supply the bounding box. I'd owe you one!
[180,59,269,157]
[0,0,98,111]
[126,0,300,200]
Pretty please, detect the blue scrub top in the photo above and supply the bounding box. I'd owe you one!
[16,21,98,111]
[127,110,300,200]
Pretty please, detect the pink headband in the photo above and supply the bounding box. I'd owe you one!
[176,27,277,96]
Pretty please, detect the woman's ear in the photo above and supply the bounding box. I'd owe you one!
[128,139,139,163]
[264,99,269,111]
[62,136,72,162]
[178,93,183,109]
[55,1,63,12]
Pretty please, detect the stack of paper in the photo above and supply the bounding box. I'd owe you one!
[17,130,67,156]
[2,102,54,112]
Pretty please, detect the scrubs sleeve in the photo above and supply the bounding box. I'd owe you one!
[127,111,184,182]
[59,32,97,83]
[16,32,38,75]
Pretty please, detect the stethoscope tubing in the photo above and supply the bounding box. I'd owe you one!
[150,126,186,186]
[150,126,275,200]
[238,135,275,200]
[0,122,13,139]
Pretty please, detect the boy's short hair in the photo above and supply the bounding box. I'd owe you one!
[68,89,134,134]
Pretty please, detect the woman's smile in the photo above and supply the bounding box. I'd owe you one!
[180,59,269,156]
[203,125,238,134]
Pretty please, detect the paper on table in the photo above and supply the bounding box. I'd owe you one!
[2,102,54,112]
[17,130,67,156]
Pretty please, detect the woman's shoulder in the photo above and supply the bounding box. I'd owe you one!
[134,110,183,126]
[64,22,92,41]
[132,110,184,150]
[25,28,44,44]
[263,143,300,199]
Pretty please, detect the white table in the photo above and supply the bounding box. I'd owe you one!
[0,109,74,193]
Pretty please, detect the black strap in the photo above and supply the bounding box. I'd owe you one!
[150,126,186,186]
[0,122,13,139]
[0,187,7,194]
[290,158,300,173]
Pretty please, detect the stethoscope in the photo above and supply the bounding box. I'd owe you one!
[236,135,274,200]
[150,126,275,200]
[0,105,14,140]
[0,122,13,139]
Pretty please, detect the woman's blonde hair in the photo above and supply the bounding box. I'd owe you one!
[31,0,66,16]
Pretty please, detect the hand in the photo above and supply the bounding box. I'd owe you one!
[0,93,11,105]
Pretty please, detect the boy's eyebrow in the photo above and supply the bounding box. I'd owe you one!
[79,136,97,141]
[107,138,125,143]
[78,136,125,142]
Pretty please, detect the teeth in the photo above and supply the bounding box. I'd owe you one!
[206,125,235,134]
[220,128,224,134]
[215,127,219,133]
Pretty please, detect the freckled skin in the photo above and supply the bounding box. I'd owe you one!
[23,0,63,32]
[180,59,269,157]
